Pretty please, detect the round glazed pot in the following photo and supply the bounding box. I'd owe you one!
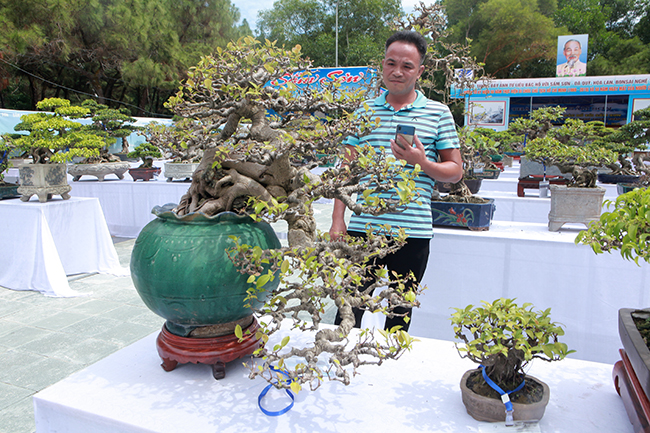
[130,205,282,335]
[460,369,550,422]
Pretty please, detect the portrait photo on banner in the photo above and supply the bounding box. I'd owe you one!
[556,34,589,78]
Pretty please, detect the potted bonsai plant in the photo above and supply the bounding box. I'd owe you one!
[430,128,496,231]
[451,297,574,423]
[576,187,650,431]
[145,118,204,182]
[68,99,139,181]
[128,35,426,385]
[598,107,650,189]
[0,137,19,199]
[126,142,162,181]
[3,97,104,202]
[520,107,617,231]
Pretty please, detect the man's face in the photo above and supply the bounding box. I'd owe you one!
[563,41,581,63]
[382,41,425,98]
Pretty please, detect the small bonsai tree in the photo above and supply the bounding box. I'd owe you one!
[127,142,162,168]
[4,98,105,164]
[576,187,650,265]
[146,118,204,163]
[79,99,141,162]
[514,107,617,187]
[600,107,650,178]
[0,137,13,185]
[451,298,574,392]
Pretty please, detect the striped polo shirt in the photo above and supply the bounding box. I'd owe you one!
[346,90,460,239]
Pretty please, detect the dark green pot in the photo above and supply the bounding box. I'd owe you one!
[130,205,281,334]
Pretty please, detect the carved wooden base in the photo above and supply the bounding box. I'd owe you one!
[613,349,650,433]
[517,175,567,197]
[156,318,262,380]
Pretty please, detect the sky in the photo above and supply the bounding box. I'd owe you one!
[233,0,420,29]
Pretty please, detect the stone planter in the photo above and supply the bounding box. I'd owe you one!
[548,185,606,231]
[68,161,131,181]
[18,163,71,202]
[460,369,550,422]
[519,157,570,180]
[431,198,495,231]
[163,162,200,182]
[128,166,161,182]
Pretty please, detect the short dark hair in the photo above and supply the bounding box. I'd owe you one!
[385,31,427,64]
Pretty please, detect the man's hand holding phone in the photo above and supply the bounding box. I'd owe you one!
[395,124,415,150]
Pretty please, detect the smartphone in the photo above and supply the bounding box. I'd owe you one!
[395,124,415,149]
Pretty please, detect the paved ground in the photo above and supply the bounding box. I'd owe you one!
[0,201,339,433]
[0,238,164,433]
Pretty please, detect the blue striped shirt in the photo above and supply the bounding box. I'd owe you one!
[346,90,460,238]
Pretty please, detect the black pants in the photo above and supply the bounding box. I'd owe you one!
[334,231,430,332]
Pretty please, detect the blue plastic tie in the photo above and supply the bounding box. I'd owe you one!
[258,365,295,416]
[481,365,526,426]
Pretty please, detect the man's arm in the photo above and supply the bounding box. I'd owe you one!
[390,134,463,183]
[329,145,358,240]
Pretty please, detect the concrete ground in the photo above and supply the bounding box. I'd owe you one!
[0,238,165,433]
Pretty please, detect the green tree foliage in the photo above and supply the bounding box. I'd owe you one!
[257,0,403,67]
[0,0,250,114]
[554,0,650,75]
[443,0,566,78]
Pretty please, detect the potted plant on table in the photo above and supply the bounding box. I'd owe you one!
[145,118,204,182]
[520,107,617,231]
[126,142,162,181]
[598,107,650,190]
[430,129,496,231]
[576,187,650,431]
[3,98,104,202]
[0,137,19,199]
[451,298,574,423]
[67,100,140,181]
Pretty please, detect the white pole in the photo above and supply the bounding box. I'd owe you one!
[335,0,339,67]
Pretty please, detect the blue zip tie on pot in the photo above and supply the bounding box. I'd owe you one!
[258,365,295,416]
[480,365,526,426]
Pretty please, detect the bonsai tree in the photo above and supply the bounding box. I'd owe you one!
[79,99,141,162]
[146,118,205,163]
[599,107,650,179]
[576,187,650,265]
[514,107,617,187]
[0,137,12,185]
[451,298,574,397]
[127,142,162,168]
[148,35,425,391]
[4,98,104,164]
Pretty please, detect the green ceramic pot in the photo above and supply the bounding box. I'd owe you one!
[130,205,281,334]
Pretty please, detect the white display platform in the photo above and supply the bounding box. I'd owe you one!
[0,196,128,297]
[70,179,189,238]
[408,220,650,365]
[33,328,630,433]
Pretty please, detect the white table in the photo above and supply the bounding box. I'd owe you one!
[69,176,189,238]
[33,327,630,433]
[0,196,128,297]
[408,220,650,366]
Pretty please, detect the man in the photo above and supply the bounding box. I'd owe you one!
[557,39,586,77]
[329,31,463,332]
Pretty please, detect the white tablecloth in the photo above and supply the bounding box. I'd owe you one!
[0,196,128,297]
[33,327,630,433]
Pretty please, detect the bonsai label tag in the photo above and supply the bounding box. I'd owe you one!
[478,421,541,432]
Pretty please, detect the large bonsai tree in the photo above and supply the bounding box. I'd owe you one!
[150,36,425,391]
